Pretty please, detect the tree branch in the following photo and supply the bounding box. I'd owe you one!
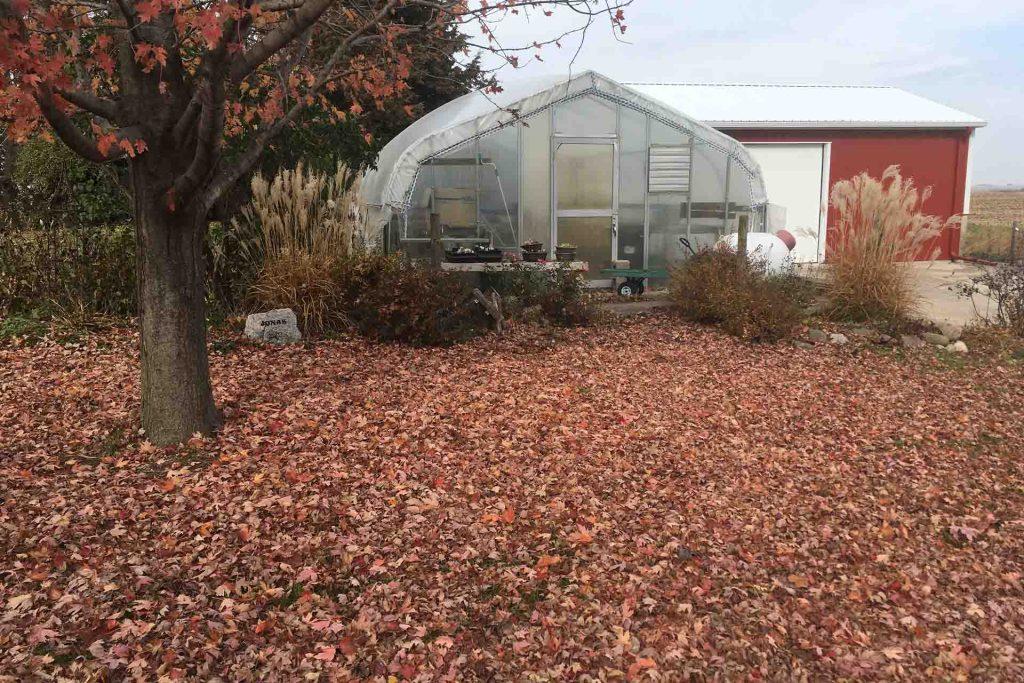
[172,80,225,203]
[34,88,110,163]
[56,88,120,122]
[203,0,402,211]
[228,0,334,84]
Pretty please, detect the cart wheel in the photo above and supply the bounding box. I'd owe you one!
[636,281,646,296]
[617,281,635,297]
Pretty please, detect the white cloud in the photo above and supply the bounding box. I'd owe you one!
[465,0,1024,183]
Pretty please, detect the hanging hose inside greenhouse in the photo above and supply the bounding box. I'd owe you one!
[482,161,515,249]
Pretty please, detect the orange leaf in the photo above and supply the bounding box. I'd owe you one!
[339,636,357,655]
[568,527,594,545]
[536,555,560,569]
[627,657,657,679]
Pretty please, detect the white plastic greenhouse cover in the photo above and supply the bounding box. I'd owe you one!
[361,70,768,235]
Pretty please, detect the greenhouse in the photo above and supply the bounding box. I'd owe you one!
[361,71,768,281]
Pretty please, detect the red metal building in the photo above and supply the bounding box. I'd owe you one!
[626,83,985,261]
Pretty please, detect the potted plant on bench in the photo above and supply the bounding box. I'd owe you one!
[521,240,545,262]
[555,242,577,263]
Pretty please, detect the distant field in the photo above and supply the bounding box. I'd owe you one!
[961,191,1023,261]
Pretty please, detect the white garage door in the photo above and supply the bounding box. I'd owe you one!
[746,143,828,263]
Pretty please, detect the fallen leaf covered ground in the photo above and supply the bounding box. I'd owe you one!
[2,314,1023,680]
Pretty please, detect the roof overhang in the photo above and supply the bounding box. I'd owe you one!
[710,120,987,130]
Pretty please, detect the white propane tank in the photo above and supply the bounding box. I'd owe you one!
[717,230,797,275]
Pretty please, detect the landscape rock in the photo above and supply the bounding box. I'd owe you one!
[244,308,301,344]
[877,333,895,345]
[807,328,829,343]
[850,327,875,337]
[829,333,849,345]
[793,340,815,350]
[922,332,950,346]
[936,321,963,341]
[901,334,926,349]
[946,340,968,354]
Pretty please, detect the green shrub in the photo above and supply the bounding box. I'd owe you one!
[669,247,802,343]
[11,137,129,226]
[334,253,488,346]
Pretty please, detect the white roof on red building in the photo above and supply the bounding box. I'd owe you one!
[623,83,985,130]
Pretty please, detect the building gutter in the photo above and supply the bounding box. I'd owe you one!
[709,120,987,130]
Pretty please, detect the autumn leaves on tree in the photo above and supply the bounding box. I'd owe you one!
[0,0,629,444]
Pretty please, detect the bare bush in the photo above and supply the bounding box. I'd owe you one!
[955,263,1024,336]
[670,247,804,343]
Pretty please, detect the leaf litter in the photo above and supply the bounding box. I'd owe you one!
[1,313,1023,680]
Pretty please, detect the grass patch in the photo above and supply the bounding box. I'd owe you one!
[961,191,1023,262]
[0,314,49,344]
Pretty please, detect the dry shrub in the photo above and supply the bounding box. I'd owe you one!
[333,253,488,346]
[480,264,597,327]
[0,223,136,318]
[232,163,365,334]
[826,165,956,322]
[670,247,803,343]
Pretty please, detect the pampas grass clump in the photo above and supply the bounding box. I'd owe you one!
[233,163,365,334]
[826,165,956,322]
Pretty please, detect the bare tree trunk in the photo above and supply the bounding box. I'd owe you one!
[132,166,218,445]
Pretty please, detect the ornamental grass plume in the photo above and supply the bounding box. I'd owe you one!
[232,163,364,334]
[826,164,957,322]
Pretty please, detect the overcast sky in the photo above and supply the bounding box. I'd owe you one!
[470,0,1023,185]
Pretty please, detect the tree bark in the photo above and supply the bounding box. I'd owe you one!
[132,165,218,445]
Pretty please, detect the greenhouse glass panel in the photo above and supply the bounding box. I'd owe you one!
[555,143,614,211]
[647,193,688,269]
[688,141,730,252]
[520,112,551,248]
[557,216,614,273]
[554,95,617,136]
[618,105,647,268]
[478,125,519,248]
[727,157,758,238]
[428,143,481,240]
[647,119,691,268]
[405,166,434,239]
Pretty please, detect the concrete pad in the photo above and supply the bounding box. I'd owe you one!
[906,261,993,328]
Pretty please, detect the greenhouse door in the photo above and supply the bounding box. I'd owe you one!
[552,139,618,281]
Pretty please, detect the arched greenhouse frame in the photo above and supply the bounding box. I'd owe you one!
[361,71,768,280]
